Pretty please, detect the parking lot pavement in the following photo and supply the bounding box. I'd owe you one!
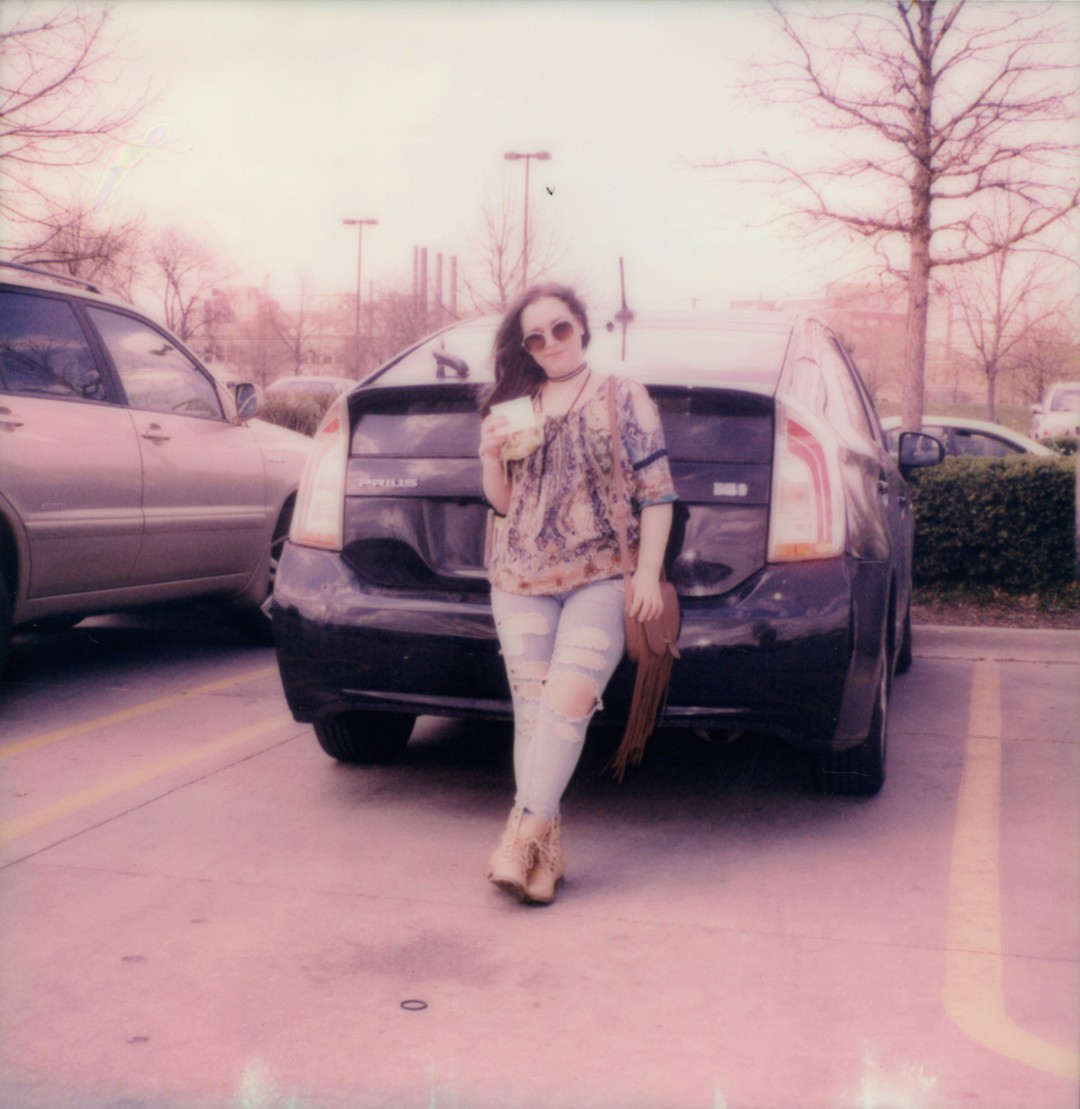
[0,623,1077,1108]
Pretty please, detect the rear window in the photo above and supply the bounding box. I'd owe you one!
[351,389,482,457]
[610,323,789,388]
[369,315,790,391]
[349,385,772,463]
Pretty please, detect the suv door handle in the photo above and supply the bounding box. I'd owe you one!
[0,406,24,430]
[141,423,171,442]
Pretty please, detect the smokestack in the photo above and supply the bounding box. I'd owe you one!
[435,252,443,320]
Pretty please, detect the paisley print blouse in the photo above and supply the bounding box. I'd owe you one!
[489,375,678,596]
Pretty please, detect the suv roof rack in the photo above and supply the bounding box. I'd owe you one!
[0,258,103,295]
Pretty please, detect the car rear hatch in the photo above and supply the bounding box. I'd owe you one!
[339,381,775,599]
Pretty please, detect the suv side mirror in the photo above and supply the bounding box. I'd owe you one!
[234,382,259,422]
[897,431,945,475]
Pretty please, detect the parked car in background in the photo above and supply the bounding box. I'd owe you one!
[272,309,944,796]
[1030,382,1080,441]
[266,374,355,402]
[881,416,1054,458]
[0,261,312,675]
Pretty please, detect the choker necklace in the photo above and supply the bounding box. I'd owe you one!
[541,366,591,417]
[546,360,589,384]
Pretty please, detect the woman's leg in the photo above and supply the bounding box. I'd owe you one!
[490,587,560,793]
[488,580,624,901]
[515,578,626,821]
[488,588,561,898]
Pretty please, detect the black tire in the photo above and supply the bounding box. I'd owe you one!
[815,644,889,797]
[895,597,913,675]
[236,501,293,645]
[314,711,416,764]
[0,571,12,677]
[266,501,292,603]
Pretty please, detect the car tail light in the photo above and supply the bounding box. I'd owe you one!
[290,396,350,551]
[768,401,845,561]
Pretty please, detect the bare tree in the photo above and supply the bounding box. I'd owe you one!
[0,3,150,235]
[701,0,1079,429]
[369,288,433,369]
[13,201,145,299]
[945,248,1067,422]
[148,227,222,342]
[461,183,566,314]
[266,279,331,377]
[1007,313,1080,410]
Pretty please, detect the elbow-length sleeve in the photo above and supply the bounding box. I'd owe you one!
[620,379,678,510]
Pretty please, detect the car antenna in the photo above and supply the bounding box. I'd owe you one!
[613,256,634,362]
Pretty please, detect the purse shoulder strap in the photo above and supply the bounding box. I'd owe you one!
[606,377,634,593]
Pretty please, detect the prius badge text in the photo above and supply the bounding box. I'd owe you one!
[356,477,420,489]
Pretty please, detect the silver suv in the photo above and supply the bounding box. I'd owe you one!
[0,261,311,674]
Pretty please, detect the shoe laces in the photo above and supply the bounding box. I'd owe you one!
[532,836,558,873]
[500,828,537,870]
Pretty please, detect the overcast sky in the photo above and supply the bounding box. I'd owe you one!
[54,0,1080,313]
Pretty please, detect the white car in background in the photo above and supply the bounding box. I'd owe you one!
[1030,383,1080,441]
[881,415,1055,459]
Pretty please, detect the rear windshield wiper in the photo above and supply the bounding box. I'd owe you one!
[434,351,469,379]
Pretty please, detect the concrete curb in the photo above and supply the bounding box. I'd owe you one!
[913,623,1080,663]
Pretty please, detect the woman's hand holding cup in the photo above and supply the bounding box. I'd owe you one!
[480,412,511,462]
[481,398,538,462]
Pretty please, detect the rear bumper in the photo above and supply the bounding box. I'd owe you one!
[271,543,887,754]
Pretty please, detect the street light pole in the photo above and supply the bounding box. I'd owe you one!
[343,217,378,372]
[503,151,551,290]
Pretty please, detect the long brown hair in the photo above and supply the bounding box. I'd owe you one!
[481,282,591,416]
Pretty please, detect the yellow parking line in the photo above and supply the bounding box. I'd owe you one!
[0,666,279,759]
[944,660,1080,1080]
[0,712,294,844]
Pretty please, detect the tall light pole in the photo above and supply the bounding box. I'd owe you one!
[343,217,378,371]
[503,151,550,290]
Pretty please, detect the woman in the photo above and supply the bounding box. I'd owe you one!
[479,282,677,904]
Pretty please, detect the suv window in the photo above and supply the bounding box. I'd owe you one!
[1051,387,1080,412]
[86,306,223,419]
[0,289,106,401]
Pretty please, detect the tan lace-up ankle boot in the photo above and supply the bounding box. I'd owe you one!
[525,812,565,904]
[486,806,539,901]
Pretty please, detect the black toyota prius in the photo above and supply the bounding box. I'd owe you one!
[271,310,943,795]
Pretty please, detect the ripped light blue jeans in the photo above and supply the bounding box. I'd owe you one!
[491,578,626,821]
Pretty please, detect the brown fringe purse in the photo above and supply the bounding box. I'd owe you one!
[605,379,681,781]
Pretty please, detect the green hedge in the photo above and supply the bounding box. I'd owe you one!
[907,456,1077,592]
[1044,436,1077,457]
[257,393,337,437]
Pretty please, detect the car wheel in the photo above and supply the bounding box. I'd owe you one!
[0,571,12,677]
[266,501,292,602]
[895,597,913,675]
[815,641,889,797]
[237,501,293,645]
[314,711,416,764]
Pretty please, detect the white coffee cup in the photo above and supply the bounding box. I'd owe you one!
[491,396,538,433]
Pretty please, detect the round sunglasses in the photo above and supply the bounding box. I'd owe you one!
[522,318,576,355]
